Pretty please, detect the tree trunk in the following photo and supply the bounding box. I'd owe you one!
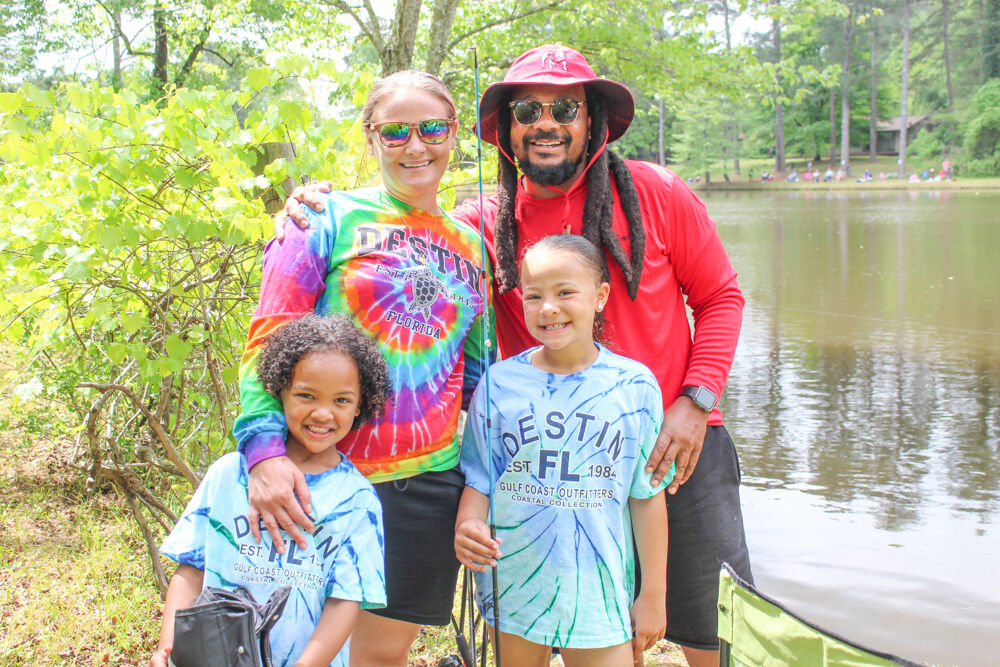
[829,86,836,162]
[984,0,1000,80]
[152,5,168,88]
[722,0,740,174]
[773,15,785,174]
[424,0,460,76]
[382,0,423,75]
[898,0,911,177]
[839,12,855,175]
[869,31,878,161]
[112,10,123,88]
[658,98,665,166]
[942,0,954,111]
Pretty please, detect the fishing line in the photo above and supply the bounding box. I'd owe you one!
[472,46,501,667]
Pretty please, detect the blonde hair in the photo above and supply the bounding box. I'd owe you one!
[361,70,456,125]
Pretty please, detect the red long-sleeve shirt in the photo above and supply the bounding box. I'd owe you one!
[453,159,743,426]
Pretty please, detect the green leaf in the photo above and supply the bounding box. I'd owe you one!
[246,67,272,92]
[107,343,127,364]
[175,167,199,188]
[120,312,145,334]
[96,225,122,250]
[5,319,24,342]
[64,262,90,281]
[221,364,240,383]
[0,92,24,114]
[164,333,193,363]
[275,56,309,76]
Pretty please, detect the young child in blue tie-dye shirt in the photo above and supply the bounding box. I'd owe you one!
[456,235,674,667]
[149,315,391,667]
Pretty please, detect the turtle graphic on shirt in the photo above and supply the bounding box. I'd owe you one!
[402,252,444,321]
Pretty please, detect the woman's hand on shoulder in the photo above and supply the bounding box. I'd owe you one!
[247,455,315,552]
[454,518,501,572]
[274,180,333,241]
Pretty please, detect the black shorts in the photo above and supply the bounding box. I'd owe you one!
[663,425,753,650]
[367,466,465,626]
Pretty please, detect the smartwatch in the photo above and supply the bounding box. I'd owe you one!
[680,385,717,413]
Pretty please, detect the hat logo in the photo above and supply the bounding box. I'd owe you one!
[541,49,567,71]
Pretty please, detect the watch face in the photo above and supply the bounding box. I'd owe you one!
[693,386,716,411]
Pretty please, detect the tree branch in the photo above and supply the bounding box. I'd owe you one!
[78,382,199,487]
[446,0,568,50]
[174,23,212,88]
[321,0,386,53]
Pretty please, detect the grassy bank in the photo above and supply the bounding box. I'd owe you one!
[674,155,1000,192]
[695,176,1000,192]
[0,363,687,666]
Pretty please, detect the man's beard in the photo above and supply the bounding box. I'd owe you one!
[516,132,587,186]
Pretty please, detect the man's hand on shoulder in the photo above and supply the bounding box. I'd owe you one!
[274,181,332,241]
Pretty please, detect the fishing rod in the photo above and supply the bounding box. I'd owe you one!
[472,46,501,667]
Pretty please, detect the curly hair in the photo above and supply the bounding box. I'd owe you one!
[256,314,392,430]
[522,234,608,341]
[494,87,646,300]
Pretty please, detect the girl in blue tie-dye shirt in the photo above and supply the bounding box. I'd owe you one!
[150,315,391,667]
[456,235,673,667]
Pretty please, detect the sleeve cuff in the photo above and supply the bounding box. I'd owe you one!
[244,433,287,470]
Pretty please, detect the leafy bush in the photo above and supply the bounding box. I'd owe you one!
[907,126,943,165]
[960,80,1000,176]
[0,58,471,588]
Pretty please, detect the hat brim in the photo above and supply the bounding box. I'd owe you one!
[478,79,634,147]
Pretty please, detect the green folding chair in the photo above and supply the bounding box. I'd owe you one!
[717,564,921,667]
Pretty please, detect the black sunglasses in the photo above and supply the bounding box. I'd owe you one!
[508,98,586,126]
[366,119,454,147]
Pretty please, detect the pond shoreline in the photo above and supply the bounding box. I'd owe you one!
[693,177,1000,193]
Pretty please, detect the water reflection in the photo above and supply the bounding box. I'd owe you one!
[703,190,1000,665]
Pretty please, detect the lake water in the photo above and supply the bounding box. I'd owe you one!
[703,189,1000,666]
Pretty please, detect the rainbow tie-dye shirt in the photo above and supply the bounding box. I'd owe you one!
[235,188,492,483]
[461,345,670,648]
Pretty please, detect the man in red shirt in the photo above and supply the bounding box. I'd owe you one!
[276,46,753,666]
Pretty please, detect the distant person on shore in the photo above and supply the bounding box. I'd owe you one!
[787,169,798,182]
[823,167,834,182]
[943,159,953,180]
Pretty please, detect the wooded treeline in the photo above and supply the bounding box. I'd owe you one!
[4,0,1000,176]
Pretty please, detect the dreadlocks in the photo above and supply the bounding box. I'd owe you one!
[492,89,646,300]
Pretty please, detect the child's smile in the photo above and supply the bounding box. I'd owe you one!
[280,350,361,472]
[520,249,609,374]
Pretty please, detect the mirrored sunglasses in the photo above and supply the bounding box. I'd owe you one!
[508,98,586,126]
[366,119,454,147]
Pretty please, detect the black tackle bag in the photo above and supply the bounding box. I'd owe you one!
[169,585,291,667]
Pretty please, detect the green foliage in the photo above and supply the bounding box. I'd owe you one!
[960,79,1000,175]
[0,59,458,587]
[0,0,50,80]
[907,125,944,164]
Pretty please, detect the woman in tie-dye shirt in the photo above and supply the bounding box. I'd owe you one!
[233,70,493,665]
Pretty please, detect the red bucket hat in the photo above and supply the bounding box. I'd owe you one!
[479,45,635,147]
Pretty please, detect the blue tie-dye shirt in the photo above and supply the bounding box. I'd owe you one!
[461,344,670,648]
[161,452,385,666]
